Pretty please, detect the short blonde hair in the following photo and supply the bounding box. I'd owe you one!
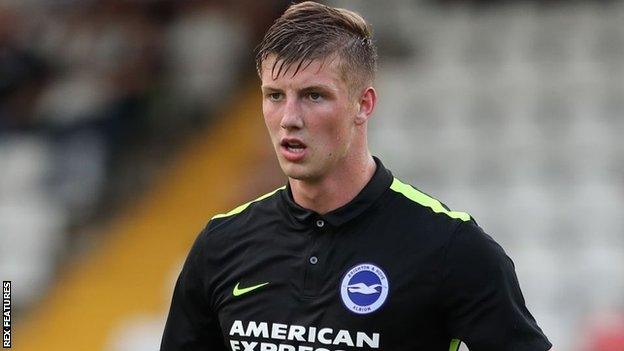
[256,1,377,92]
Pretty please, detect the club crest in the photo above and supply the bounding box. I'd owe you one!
[340,263,389,314]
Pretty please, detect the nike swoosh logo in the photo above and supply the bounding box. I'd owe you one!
[232,282,269,297]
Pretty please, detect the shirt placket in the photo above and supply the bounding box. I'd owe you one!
[302,217,329,297]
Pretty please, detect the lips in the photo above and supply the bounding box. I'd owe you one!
[280,137,307,162]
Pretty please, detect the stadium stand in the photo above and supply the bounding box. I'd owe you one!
[2,1,623,350]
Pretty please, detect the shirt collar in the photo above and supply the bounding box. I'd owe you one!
[281,156,393,228]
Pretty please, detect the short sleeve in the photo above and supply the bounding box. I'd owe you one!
[160,225,226,350]
[439,220,552,351]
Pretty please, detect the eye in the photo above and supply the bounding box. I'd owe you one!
[309,92,321,101]
[268,92,282,101]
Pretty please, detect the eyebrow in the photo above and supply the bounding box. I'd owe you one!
[261,84,337,93]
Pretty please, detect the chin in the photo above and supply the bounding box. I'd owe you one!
[282,166,310,180]
[280,161,318,182]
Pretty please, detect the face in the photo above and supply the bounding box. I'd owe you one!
[261,55,365,183]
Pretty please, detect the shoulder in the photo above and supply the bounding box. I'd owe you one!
[211,185,285,220]
[387,177,471,222]
[385,177,471,232]
[444,219,511,273]
[192,186,286,247]
[384,178,502,261]
[189,187,285,264]
[374,176,482,257]
[439,218,515,294]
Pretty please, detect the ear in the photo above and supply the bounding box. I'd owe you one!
[355,87,377,125]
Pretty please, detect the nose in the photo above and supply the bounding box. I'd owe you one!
[280,97,304,130]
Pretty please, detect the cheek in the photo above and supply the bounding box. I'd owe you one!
[330,108,353,139]
[317,109,352,148]
[263,105,280,132]
[262,101,272,122]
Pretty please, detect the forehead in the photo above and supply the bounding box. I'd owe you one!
[260,54,346,90]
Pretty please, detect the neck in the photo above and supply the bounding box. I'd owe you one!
[289,152,376,214]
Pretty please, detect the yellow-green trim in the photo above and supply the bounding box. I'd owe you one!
[212,186,285,219]
[390,178,470,222]
[449,338,461,351]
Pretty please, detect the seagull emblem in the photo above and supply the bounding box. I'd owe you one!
[347,283,382,295]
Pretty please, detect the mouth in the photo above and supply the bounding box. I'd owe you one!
[279,138,307,162]
[280,138,307,153]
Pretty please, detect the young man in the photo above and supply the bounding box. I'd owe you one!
[161,2,553,350]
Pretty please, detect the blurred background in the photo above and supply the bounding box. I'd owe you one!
[0,0,622,350]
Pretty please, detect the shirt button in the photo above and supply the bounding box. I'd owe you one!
[309,256,318,265]
[316,219,325,228]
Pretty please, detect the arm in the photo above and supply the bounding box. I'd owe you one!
[160,226,226,350]
[439,220,552,351]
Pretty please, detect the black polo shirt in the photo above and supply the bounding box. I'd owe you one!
[161,157,552,351]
